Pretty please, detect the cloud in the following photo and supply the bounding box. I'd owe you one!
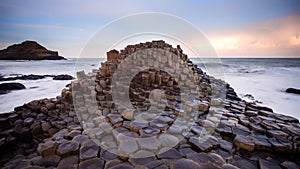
[0,23,63,29]
[207,12,300,57]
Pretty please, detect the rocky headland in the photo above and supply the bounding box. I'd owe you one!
[0,41,299,169]
[0,41,66,60]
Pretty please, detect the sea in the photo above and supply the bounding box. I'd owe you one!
[0,58,299,120]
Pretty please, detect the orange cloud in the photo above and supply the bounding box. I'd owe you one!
[207,12,300,57]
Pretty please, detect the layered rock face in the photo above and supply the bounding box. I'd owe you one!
[0,40,300,169]
[0,41,66,60]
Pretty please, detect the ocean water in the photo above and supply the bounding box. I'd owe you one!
[0,58,299,119]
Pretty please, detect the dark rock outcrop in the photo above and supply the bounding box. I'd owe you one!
[286,88,300,95]
[0,82,25,94]
[53,74,74,80]
[0,74,74,81]
[0,41,66,60]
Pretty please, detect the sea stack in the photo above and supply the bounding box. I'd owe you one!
[0,41,66,60]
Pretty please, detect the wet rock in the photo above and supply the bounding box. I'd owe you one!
[259,159,282,169]
[234,135,254,151]
[35,155,61,167]
[222,164,240,169]
[137,136,160,151]
[53,74,74,80]
[157,148,182,159]
[37,140,58,157]
[118,138,139,156]
[57,155,78,169]
[79,157,104,169]
[100,148,119,161]
[261,120,280,130]
[80,140,99,161]
[186,152,212,166]
[0,82,25,94]
[189,137,213,152]
[267,130,289,140]
[230,157,258,169]
[281,161,299,169]
[109,163,134,169]
[253,136,272,151]
[170,159,201,169]
[56,140,79,156]
[158,133,179,148]
[208,152,226,166]
[104,159,122,169]
[286,88,300,95]
[220,139,233,152]
[128,150,156,165]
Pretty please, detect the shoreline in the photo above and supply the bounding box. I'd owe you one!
[0,41,299,168]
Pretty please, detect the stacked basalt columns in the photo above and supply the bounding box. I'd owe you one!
[94,40,215,133]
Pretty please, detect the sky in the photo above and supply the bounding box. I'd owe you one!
[0,0,300,58]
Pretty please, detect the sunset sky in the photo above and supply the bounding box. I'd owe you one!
[0,0,300,58]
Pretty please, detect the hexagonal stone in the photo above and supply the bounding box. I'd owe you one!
[80,140,99,161]
[233,135,254,151]
[220,139,233,152]
[100,148,118,161]
[186,152,211,166]
[139,127,160,136]
[57,155,78,169]
[268,138,292,152]
[189,136,213,152]
[170,159,201,169]
[157,148,182,159]
[35,155,61,167]
[56,141,79,156]
[249,123,266,133]
[118,138,138,156]
[79,157,104,169]
[109,163,134,169]
[208,153,225,166]
[129,150,156,165]
[230,156,258,169]
[261,120,280,130]
[267,130,289,140]
[37,140,58,157]
[158,133,179,147]
[222,164,240,169]
[137,136,160,151]
[259,159,281,169]
[281,161,299,169]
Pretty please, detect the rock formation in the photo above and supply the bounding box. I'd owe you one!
[0,41,66,60]
[0,82,25,94]
[0,40,299,169]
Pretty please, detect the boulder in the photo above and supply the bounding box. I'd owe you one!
[0,82,25,94]
[286,88,300,95]
[53,74,74,80]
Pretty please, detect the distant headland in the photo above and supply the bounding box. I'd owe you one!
[0,41,66,60]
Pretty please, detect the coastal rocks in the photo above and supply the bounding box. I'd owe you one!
[286,88,300,95]
[0,82,25,94]
[0,41,66,60]
[0,74,74,81]
[233,135,254,151]
[1,40,300,169]
[53,74,74,80]
[56,141,79,156]
[78,157,104,169]
[170,159,201,169]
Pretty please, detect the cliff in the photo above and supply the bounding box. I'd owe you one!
[0,41,66,60]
